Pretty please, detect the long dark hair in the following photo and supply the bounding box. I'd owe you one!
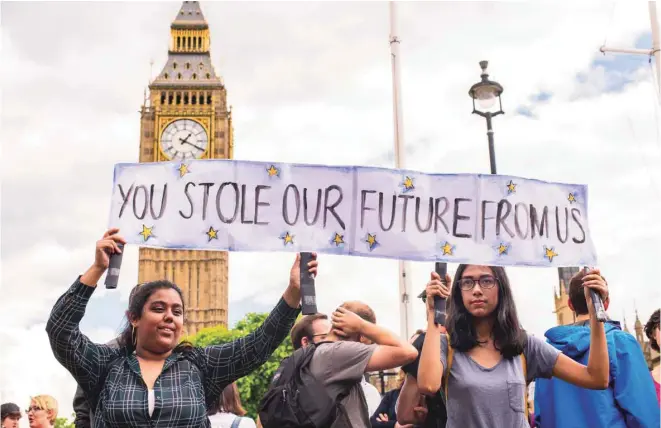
[445,264,525,359]
[118,279,194,354]
[208,382,246,416]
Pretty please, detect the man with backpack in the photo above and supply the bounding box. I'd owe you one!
[259,301,418,428]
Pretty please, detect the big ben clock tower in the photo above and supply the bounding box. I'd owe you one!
[138,1,232,335]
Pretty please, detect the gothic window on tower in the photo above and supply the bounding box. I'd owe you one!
[186,62,191,70]
[184,93,189,105]
[168,92,173,104]
[176,92,181,105]
[205,72,211,79]
[192,73,197,80]
[173,62,178,69]
[193,37,197,49]
[199,62,204,70]
[199,92,205,104]
[160,92,166,104]
[177,37,181,49]
[192,94,197,105]
[164,72,169,79]
[206,94,212,104]
[177,73,182,80]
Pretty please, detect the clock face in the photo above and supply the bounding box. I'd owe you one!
[160,119,209,160]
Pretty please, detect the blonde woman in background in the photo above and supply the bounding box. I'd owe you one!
[26,395,57,428]
[207,383,256,428]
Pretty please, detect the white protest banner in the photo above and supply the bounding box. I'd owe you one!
[108,160,597,267]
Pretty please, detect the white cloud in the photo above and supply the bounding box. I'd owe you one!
[1,1,660,422]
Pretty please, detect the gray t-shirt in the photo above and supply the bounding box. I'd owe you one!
[441,334,560,428]
[308,341,377,428]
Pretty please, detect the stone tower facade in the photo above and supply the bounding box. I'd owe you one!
[553,267,580,326]
[137,1,232,335]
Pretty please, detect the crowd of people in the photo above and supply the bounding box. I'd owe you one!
[2,228,660,428]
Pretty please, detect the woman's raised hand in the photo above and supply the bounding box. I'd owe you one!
[425,271,451,314]
[94,228,126,270]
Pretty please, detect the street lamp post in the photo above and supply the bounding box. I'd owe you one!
[469,60,504,175]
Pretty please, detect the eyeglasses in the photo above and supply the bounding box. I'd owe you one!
[457,275,498,291]
[25,406,43,413]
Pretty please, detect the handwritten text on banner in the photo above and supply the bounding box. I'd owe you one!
[108,160,597,267]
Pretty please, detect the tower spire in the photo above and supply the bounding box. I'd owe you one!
[634,303,644,344]
[172,1,207,28]
[151,1,222,88]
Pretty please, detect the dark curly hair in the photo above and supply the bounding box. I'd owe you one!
[445,264,526,359]
[644,309,660,352]
[118,280,193,354]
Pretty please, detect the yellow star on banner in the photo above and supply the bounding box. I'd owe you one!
[365,233,378,250]
[206,226,218,242]
[568,193,577,204]
[332,232,345,246]
[280,231,294,246]
[139,225,154,242]
[497,243,509,255]
[441,241,454,256]
[544,246,558,262]
[506,180,517,194]
[402,176,415,191]
[266,165,279,177]
[177,163,190,177]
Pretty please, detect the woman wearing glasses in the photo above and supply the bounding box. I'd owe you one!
[25,395,58,428]
[417,264,609,428]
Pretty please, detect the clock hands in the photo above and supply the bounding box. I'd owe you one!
[182,141,205,151]
[179,133,193,145]
[178,133,205,151]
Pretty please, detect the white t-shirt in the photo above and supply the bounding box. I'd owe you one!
[207,412,256,428]
[361,380,382,418]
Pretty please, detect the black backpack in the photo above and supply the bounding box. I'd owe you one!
[258,342,353,428]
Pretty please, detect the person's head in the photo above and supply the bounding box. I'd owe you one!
[26,396,57,428]
[568,270,609,315]
[1,403,21,428]
[290,313,331,350]
[645,309,660,352]
[446,264,525,358]
[119,280,189,355]
[338,301,376,343]
[396,369,406,389]
[209,383,246,416]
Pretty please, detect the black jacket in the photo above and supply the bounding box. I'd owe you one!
[370,389,400,428]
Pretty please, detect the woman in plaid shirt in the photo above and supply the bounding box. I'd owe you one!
[47,228,315,428]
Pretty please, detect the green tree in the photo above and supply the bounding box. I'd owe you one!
[54,414,75,428]
[188,312,296,419]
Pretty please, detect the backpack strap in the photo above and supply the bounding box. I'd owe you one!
[521,330,529,417]
[443,333,454,400]
[521,352,528,417]
[230,416,242,428]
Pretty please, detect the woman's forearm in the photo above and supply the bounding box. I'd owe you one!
[80,265,105,288]
[586,314,609,388]
[282,284,301,309]
[396,375,421,424]
[418,318,443,395]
